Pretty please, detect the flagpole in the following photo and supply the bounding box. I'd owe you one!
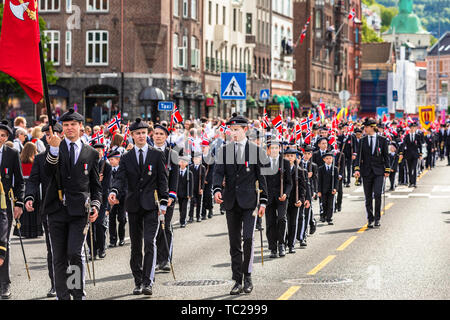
[38,42,53,129]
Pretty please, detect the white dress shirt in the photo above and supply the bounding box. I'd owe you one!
[134,144,149,165]
[50,138,83,164]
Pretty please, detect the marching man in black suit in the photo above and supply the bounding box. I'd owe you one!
[213,113,268,295]
[388,142,399,191]
[108,118,169,296]
[265,138,292,258]
[399,122,422,187]
[317,152,339,225]
[35,109,102,300]
[189,153,205,223]
[0,120,24,300]
[177,156,193,228]
[24,121,63,298]
[354,119,390,228]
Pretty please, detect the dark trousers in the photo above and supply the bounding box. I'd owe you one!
[109,203,127,245]
[389,171,396,190]
[156,204,174,266]
[398,161,408,184]
[128,209,160,287]
[321,192,335,222]
[296,205,307,241]
[425,152,434,169]
[88,204,107,255]
[407,157,418,185]
[0,207,12,286]
[178,197,189,225]
[286,205,301,247]
[336,179,343,210]
[42,216,55,289]
[48,212,87,300]
[226,201,257,283]
[189,194,202,219]
[345,156,353,185]
[362,173,384,223]
[265,200,287,250]
[201,186,213,217]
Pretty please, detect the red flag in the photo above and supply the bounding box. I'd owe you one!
[348,8,356,21]
[0,0,43,103]
[272,114,283,134]
[299,16,311,45]
[262,107,270,129]
[382,113,388,123]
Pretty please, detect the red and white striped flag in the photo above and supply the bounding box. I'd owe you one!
[262,107,270,129]
[299,16,311,45]
[272,114,283,134]
[348,8,356,21]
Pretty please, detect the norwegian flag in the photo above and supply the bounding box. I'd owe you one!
[300,114,314,131]
[299,16,311,45]
[262,108,270,129]
[122,123,130,146]
[407,116,414,127]
[171,106,184,124]
[272,114,283,134]
[295,123,302,141]
[348,8,356,21]
[219,122,230,135]
[304,129,312,145]
[90,129,105,145]
[188,137,195,150]
[331,115,338,132]
[328,134,338,151]
[347,123,354,135]
[107,113,122,133]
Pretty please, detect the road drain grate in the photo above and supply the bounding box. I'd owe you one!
[164,280,233,287]
[283,277,353,285]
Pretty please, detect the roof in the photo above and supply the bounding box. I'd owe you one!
[362,43,393,64]
[429,32,450,56]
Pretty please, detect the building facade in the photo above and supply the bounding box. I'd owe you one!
[427,32,450,112]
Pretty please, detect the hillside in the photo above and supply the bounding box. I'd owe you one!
[373,0,450,37]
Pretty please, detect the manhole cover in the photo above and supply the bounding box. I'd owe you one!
[283,277,353,285]
[164,280,233,287]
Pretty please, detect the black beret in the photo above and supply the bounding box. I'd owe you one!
[312,124,319,130]
[226,113,248,126]
[42,121,63,133]
[266,136,281,147]
[363,119,377,127]
[93,143,105,149]
[130,118,149,131]
[317,137,328,144]
[60,108,84,122]
[154,124,169,136]
[354,128,363,133]
[0,120,12,136]
[107,150,121,158]
[302,145,314,152]
[284,148,298,155]
[322,152,334,159]
[410,121,418,127]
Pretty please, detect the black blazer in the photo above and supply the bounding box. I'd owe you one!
[163,146,180,201]
[265,156,292,205]
[311,162,318,194]
[312,150,328,168]
[0,210,7,259]
[1,145,25,208]
[400,133,423,159]
[99,159,112,206]
[388,153,399,172]
[191,164,206,194]
[177,168,194,199]
[25,151,51,206]
[111,146,169,213]
[288,165,306,206]
[213,140,268,211]
[355,135,390,177]
[44,142,102,216]
[318,165,339,194]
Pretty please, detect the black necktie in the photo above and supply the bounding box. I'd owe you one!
[139,149,144,172]
[69,142,75,168]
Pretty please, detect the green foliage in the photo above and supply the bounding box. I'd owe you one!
[362,16,384,43]
[0,3,57,116]
[430,36,438,46]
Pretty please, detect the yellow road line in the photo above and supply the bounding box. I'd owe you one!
[336,236,358,251]
[417,169,429,181]
[307,255,336,275]
[357,224,368,233]
[381,202,394,216]
[277,286,301,300]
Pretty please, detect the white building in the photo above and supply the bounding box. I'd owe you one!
[203,0,256,117]
[271,0,294,97]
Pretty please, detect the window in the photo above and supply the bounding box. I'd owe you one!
[216,4,219,25]
[40,0,60,11]
[233,9,237,31]
[44,31,60,65]
[355,28,359,43]
[66,0,72,13]
[87,0,108,12]
[223,6,226,25]
[65,31,72,66]
[355,56,359,70]
[191,0,197,20]
[178,36,188,68]
[208,1,212,24]
[246,13,252,35]
[174,0,179,17]
[191,37,200,69]
[173,34,179,68]
[183,0,188,18]
[86,31,108,65]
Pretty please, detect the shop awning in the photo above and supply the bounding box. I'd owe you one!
[139,86,165,102]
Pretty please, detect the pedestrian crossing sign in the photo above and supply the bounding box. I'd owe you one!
[220,73,247,100]
[260,89,270,101]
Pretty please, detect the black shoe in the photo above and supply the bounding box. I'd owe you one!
[389,187,394,191]
[119,240,125,246]
[270,250,277,258]
[109,242,117,248]
[320,217,326,223]
[278,245,286,257]
[345,184,350,188]
[159,261,171,272]
[288,246,296,254]
[367,221,374,228]
[180,224,186,228]
[155,264,160,271]
[47,287,56,298]
[412,184,417,188]
[196,218,201,222]
[374,220,381,227]
[243,276,253,294]
[208,213,213,219]
[328,221,334,225]
[142,285,153,295]
[188,218,194,223]
[98,250,106,259]
[133,285,143,295]
[201,216,207,220]
[1,283,11,299]
[221,210,225,215]
[309,221,316,235]
[300,239,307,247]
[337,207,342,212]
[230,282,243,295]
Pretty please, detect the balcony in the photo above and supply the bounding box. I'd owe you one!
[246,35,256,45]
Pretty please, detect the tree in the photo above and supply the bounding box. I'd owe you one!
[362,16,384,43]
[0,3,58,118]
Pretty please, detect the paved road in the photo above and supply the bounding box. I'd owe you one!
[7,161,450,300]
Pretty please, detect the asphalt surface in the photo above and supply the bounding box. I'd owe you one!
[6,161,450,300]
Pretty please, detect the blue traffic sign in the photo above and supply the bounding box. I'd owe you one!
[221,73,247,100]
[158,101,174,112]
[260,89,270,101]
